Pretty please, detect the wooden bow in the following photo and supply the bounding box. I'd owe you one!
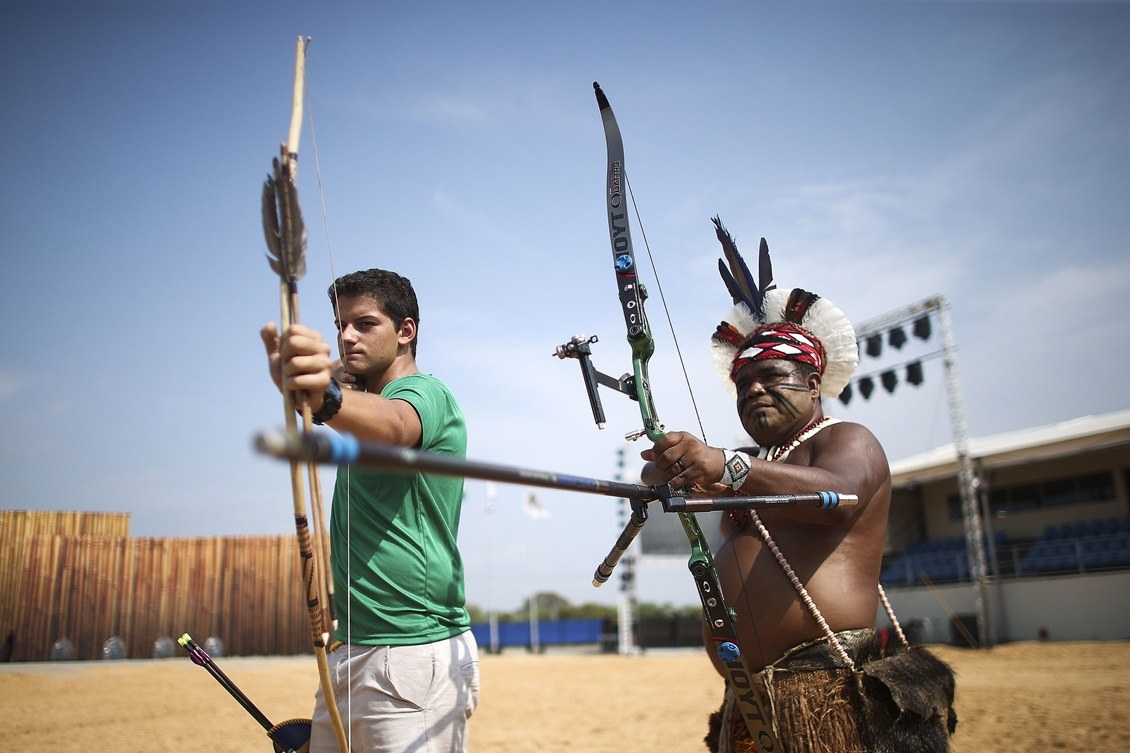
[261,35,349,753]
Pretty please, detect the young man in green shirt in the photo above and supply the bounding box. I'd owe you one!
[262,268,478,753]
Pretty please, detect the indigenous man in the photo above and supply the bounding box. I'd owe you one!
[261,268,479,753]
[642,221,955,753]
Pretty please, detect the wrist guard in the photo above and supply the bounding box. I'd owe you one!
[720,449,753,490]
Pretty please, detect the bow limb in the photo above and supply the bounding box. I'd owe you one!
[594,83,662,442]
[592,83,779,751]
[268,36,349,753]
[279,37,335,635]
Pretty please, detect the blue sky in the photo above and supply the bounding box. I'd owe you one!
[3,1,1128,612]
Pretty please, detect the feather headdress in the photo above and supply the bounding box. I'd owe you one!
[709,217,858,399]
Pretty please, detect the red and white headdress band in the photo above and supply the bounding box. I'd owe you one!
[730,321,826,380]
[709,218,858,399]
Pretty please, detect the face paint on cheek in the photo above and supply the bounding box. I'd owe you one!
[766,387,803,417]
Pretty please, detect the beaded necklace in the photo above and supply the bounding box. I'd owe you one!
[766,416,833,462]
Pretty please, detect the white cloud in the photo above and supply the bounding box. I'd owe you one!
[415,93,493,125]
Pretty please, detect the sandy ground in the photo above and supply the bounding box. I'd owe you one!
[3,641,1128,752]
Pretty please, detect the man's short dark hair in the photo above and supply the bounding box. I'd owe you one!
[328,269,420,355]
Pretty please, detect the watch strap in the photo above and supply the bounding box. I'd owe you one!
[311,378,342,425]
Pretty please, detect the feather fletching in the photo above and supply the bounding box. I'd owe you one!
[262,156,307,282]
[261,175,282,270]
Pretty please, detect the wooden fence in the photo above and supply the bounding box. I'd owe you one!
[0,509,130,656]
[1,510,320,662]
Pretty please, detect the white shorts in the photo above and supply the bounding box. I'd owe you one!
[310,631,480,753]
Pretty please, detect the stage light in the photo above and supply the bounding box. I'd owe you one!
[913,315,932,341]
[881,370,898,393]
[906,360,924,386]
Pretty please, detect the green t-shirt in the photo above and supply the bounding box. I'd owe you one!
[328,373,469,645]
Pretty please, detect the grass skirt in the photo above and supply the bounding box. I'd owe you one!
[706,630,956,753]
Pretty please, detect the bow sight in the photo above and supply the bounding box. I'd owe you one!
[554,333,653,441]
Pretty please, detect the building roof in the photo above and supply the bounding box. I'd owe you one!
[888,409,1130,488]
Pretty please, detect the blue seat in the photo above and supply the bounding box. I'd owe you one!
[1082,540,1103,569]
